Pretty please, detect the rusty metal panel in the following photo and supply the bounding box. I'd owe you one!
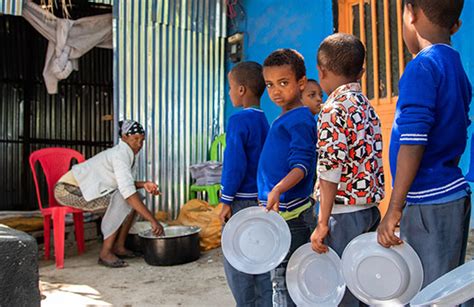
[0,0,23,16]
[114,0,226,218]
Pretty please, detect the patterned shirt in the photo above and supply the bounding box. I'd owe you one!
[317,83,385,205]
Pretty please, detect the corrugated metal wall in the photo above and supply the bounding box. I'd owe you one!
[0,13,113,210]
[113,0,226,217]
[0,0,23,16]
[88,0,113,5]
[0,0,226,217]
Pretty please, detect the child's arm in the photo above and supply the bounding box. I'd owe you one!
[311,178,338,253]
[219,117,248,222]
[310,103,347,253]
[378,58,435,247]
[265,168,305,212]
[265,120,316,212]
[377,144,424,247]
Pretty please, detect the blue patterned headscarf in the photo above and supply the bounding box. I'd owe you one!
[118,120,145,137]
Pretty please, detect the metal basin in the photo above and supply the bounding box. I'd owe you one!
[125,221,167,253]
[139,226,201,266]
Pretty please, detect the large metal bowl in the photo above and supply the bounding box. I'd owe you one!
[125,221,167,253]
[139,225,201,266]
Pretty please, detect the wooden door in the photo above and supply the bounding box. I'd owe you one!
[338,0,412,214]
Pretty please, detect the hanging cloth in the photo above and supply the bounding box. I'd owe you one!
[22,0,113,94]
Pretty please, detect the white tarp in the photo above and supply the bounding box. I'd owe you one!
[22,0,112,94]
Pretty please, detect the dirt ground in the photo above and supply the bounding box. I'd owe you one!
[38,229,474,306]
[39,240,234,306]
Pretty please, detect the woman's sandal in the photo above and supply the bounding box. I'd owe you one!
[98,257,129,268]
[115,250,137,259]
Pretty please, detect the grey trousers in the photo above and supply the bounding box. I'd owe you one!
[325,206,381,307]
[400,197,471,288]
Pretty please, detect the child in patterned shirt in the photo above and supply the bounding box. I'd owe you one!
[310,33,385,307]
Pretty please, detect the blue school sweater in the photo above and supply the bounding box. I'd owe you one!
[258,106,317,211]
[389,44,472,204]
[220,108,269,205]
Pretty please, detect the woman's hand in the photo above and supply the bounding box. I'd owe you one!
[144,182,161,196]
[151,220,164,236]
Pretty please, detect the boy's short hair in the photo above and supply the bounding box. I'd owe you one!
[317,33,365,79]
[230,61,266,98]
[404,0,464,29]
[263,49,306,80]
[307,79,320,86]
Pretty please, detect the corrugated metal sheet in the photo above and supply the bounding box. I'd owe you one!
[0,0,23,16]
[88,0,113,6]
[114,0,227,218]
[0,14,113,210]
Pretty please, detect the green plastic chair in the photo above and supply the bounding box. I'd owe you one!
[189,134,226,206]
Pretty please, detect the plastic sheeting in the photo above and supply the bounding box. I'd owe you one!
[22,1,112,94]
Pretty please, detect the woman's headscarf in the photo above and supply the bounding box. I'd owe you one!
[118,120,145,137]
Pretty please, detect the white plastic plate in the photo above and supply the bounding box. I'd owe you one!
[411,260,474,307]
[286,243,346,306]
[221,206,291,274]
[341,232,423,305]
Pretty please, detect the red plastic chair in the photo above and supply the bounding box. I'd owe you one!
[29,148,86,269]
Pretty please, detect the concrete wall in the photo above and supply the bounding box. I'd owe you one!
[224,0,334,123]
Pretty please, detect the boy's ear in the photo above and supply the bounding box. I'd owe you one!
[238,85,246,96]
[356,68,365,81]
[298,76,308,91]
[317,65,325,79]
[450,20,462,35]
[405,3,417,24]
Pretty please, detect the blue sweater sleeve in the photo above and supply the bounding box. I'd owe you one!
[397,59,438,145]
[287,121,316,177]
[220,117,248,205]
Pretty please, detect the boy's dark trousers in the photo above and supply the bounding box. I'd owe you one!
[222,200,273,307]
[400,196,471,289]
[271,203,316,307]
[325,206,381,307]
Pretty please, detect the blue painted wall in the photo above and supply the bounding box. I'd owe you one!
[226,0,474,226]
[453,0,474,227]
[224,0,334,123]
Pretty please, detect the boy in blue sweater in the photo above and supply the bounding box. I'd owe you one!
[378,0,472,289]
[259,49,317,306]
[219,61,271,307]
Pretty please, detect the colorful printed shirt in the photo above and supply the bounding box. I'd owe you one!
[317,83,385,205]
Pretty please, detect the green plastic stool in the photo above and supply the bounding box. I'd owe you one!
[189,134,226,206]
